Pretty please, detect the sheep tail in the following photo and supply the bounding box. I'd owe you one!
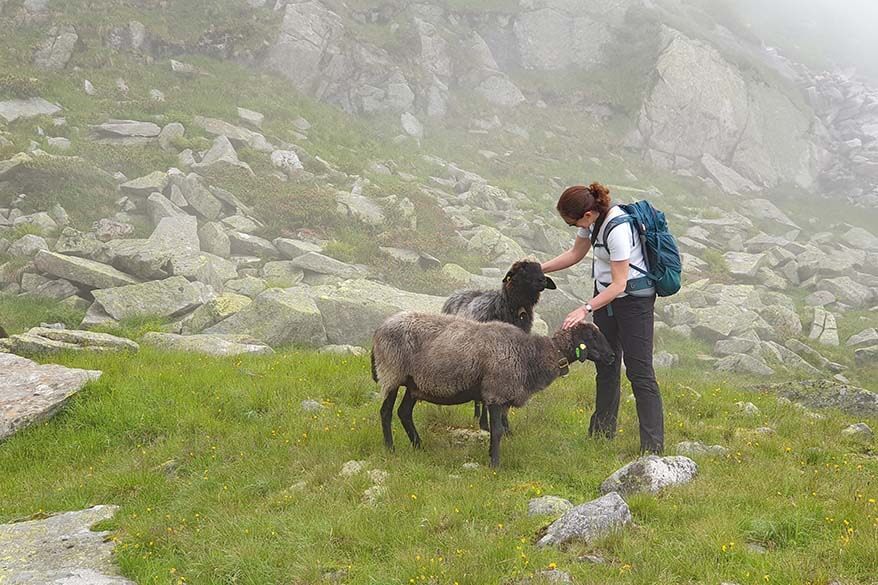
[370,349,378,383]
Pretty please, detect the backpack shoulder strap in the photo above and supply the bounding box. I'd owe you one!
[600,214,636,250]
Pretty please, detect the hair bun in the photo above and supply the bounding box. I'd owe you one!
[588,182,611,209]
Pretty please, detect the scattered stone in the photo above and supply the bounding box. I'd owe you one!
[34,24,78,70]
[809,306,839,346]
[318,344,368,357]
[368,469,388,485]
[517,569,573,585]
[183,293,251,333]
[192,135,253,175]
[119,170,169,197]
[401,112,424,138]
[675,441,729,457]
[270,149,304,175]
[289,252,366,279]
[340,460,366,477]
[753,380,878,416]
[528,496,574,517]
[301,399,324,413]
[7,234,49,258]
[224,275,267,298]
[273,237,322,259]
[5,327,138,356]
[34,250,139,290]
[536,492,632,547]
[229,231,280,258]
[600,456,698,496]
[0,505,134,584]
[142,332,273,357]
[855,345,878,366]
[46,136,71,150]
[841,423,873,441]
[653,351,679,369]
[736,401,760,416]
[336,192,385,226]
[93,119,161,139]
[0,353,101,441]
[206,288,327,347]
[93,218,135,242]
[83,79,97,95]
[847,328,878,348]
[462,462,480,470]
[362,485,387,506]
[237,107,264,127]
[158,122,185,151]
[0,98,62,123]
[715,354,774,376]
[91,276,203,321]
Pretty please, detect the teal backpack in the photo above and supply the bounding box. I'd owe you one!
[591,201,682,297]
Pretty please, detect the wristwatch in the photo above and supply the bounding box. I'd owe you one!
[585,303,593,314]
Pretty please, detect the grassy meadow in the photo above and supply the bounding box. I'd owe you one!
[1,297,877,585]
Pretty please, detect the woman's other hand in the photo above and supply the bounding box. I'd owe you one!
[562,306,590,330]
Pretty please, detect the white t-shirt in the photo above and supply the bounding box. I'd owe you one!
[577,206,654,297]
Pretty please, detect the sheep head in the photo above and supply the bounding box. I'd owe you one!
[502,260,556,303]
[555,322,615,366]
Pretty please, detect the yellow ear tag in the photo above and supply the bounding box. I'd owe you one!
[575,343,586,360]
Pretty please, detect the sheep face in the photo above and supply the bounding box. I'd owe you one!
[572,322,615,366]
[503,261,556,298]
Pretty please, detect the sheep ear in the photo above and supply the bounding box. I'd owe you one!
[503,270,513,283]
[544,276,557,290]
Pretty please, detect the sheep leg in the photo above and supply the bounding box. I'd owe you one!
[501,408,512,436]
[380,387,399,451]
[487,404,505,468]
[478,402,489,431]
[473,401,481,420]
[398,389,422,449]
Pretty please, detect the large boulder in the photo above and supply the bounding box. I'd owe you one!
[33,24,78,70]
[119,170,169,197]
[7,234,49,258]
[5,327,138,356]
[809,306,839,346]
[310,279,445,346]
[536,492,632,547]
[170,173,224,220]
[0,98,61,123]
[714,353,775,376]
[467,225,526,265]
[0,505,135,584]
[289,252,366,279]
[192,135,253,175]
[205,288,327,347]
[600,455,698,496]
[91,276,204,321]
[0,353,101,441]
[142,332,273,357]
[229,231,279,259]
[34,250,139,290]
[513,7,611,71]
[755,380,878,417]
[183,293,252,333]
[817,276,874,308]
[168,252,238,291]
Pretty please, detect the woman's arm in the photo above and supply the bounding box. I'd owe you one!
[561,259,629,329]
[541,235,590,274]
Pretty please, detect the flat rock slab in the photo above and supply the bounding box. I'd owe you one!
[206,288,326,347]
[536,492,632,547]
[35,250,140,291]
[142,332,274,357]
[0,97,62,123]
[92,276,203,321]
[0,505,134,584]
[0,353,101,442]
[752,380,878,416]
[600,455,698,496]
[5,328,139,356]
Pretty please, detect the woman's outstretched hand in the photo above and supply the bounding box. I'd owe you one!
[562,306,590,330]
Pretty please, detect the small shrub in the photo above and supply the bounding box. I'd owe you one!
[0,73,44,99]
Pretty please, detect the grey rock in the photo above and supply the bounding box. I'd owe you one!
[102,238,171,280]
[301,399,324,413]
[93,218,135,242]
[290,252,365,278]
[229,232,279,259]
[171,173,224,220]
[205,288,327,347]
[653,351,679,369]
[34,24,78,70]
[701,153,758,194]
[158,122,185,151]
[756,380,878,416]
[855,345,878,366]
[336,192,385,226]
[847,328,878,347]
[222,214,262,233]
[401,112,424,138]
[841,227,878,250]
[735,401,760,415]
[198,222,231,258]
[168,251,238,291]
[119,170,168,197]
[536,492,632,547]
[47,136,71,150]
[600,455,698,496]
[517,569,573,585]
[467,225,526,265]
[34,250,139,290]
[237,107,264,127]
[13,211,58,235]
[0,353,101,441]
[475,75,526,107]
[528,496,574,517]
[146,192,187,225]
[93,119,161,138]
[841,423,873,440]
[142,332,273,357]
[192,135,253,175]
[30,278,79,301]
[809,306,839,346]
[270,149,304,175]
[8,234,49,258]
[261,261,304,285]
[6,327,138,356]
[0,505,134,584]
[20,272,50,292]
[817,276,874,308]
[0,98,61,123]
[223,275,267,298]
[675,441,729,457]
[274,237,322,259]
[310,279,444,346]
[714,354,774,376]
[758,305,803,339]
[714,338,760,357]
[92,276,203,321]
[182,293,252,333]
[723,252,766,278]
[318,344,368,357]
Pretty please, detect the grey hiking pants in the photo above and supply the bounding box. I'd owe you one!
[590,292,664,453]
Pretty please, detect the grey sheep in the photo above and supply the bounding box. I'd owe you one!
[371,311,615,468]
[442,260,556,431]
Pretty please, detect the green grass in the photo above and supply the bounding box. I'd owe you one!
[0,294,86,333]
[0,337,876,584]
